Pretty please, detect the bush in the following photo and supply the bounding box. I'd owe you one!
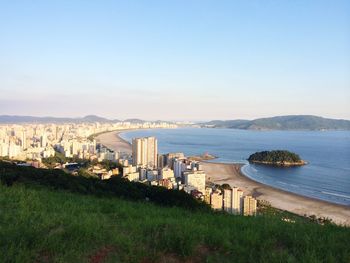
[0,161,209,211]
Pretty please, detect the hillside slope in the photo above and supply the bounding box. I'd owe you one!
[203,115,350,130]
[1,183,349,263]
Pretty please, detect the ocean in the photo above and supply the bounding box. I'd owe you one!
[120,128,350,206]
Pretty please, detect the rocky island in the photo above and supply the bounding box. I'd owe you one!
[248,150,307,166]
[188,152,217,161]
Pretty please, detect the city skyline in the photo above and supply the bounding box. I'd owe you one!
[1,1,349,120]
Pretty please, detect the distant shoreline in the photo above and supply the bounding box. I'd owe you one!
[97,129,350,226]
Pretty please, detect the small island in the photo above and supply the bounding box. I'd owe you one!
[188,152,217,161]
[248,150,307,167]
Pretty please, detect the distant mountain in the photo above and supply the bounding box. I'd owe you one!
[0,115,120,124]
[81,115,118,123]
[0,115,176,124]
[204,119,250,128]
[202,115,350,131]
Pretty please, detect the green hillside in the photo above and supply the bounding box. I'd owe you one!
[203,115,350,130]
[2,184,350,263]
[1,169,350,262]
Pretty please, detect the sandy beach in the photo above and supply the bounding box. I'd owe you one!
[95,130,133,154]
[97,130,350,226]
[202,162,350,225]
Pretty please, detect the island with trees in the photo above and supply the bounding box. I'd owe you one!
[248,150,307,166]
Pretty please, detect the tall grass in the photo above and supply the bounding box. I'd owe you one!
[1,184,349,263]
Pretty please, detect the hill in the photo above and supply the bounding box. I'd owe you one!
[248,150,306,166]
[2,184,350,262]
[202,115,350,130]
[0,115,177,124]
[0,115,119,124]
[1,162,350,262]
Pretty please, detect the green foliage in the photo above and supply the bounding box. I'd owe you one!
[248,150,302,164]
[41,151,67,167]
[0,161,209,211]
[205,115,350,130]
[0,184,349,262]
[221,183,232,190]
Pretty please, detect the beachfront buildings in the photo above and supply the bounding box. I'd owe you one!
[223,187,244,215]
[210,190,223,210]
[206,185,257,216]
[183,170,206,194]
[243,195,257,216]
[132,137,158,168]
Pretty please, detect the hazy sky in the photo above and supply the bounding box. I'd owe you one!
[1,0,349,120]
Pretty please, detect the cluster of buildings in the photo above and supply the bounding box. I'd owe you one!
[206,187,257,216]
[122,136,257,216]
[0,121,176,163]
[0,120,257,215]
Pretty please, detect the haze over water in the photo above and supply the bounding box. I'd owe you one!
[120,128,350,206]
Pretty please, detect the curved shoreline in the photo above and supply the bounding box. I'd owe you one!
[202,161,350,225]
[98,129,350,226]
[95,129,135,154]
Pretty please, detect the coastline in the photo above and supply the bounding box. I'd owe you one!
[98,130,350,226]
[95,129,134,154]
[201,161,350,225]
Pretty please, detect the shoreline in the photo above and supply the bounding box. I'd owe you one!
[201,161,350,225]
[95,129,136,154]
[98,129,350,226]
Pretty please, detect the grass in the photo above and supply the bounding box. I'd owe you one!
[1,184,350,263]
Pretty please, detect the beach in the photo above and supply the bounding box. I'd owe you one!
[97,130,350,226]
[201,162,350,225]
[95,129,133,154]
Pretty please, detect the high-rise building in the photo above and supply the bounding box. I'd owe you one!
[210,190,223,210]
[173,158,187,178]
[157,154,165,168]
[166,152,185,168]
[40,133,47,148]
[183,170,206,193]
[223,188,233,213]
[132,136,158,168]
[243,195,257,216]
[223,187,244,214]
[232,187,243,215]
[21,130,27,150]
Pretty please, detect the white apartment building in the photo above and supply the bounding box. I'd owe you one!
[183,170,206,193]
[132,137,158,168]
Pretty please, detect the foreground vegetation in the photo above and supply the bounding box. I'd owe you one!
[0,161,207,211]
[1,184,350,263]
[1,162,350,262]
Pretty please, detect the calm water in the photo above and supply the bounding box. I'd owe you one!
[120,128,350,206]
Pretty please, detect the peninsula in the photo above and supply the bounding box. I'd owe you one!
[248,150,307,166]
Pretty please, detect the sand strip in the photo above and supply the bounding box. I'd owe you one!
[201,162,350,225]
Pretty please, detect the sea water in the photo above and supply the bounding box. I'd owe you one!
[120,128,350,206]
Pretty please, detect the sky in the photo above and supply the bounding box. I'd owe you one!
[0,0,349,121]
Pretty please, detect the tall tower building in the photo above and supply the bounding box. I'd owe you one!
[232,187,243,215]
[223,187,243,214]
[21,130,27,150]
[243,195,257,216]
[223,188,233,213]
[40,133,47,148]
[132,137,158,168]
